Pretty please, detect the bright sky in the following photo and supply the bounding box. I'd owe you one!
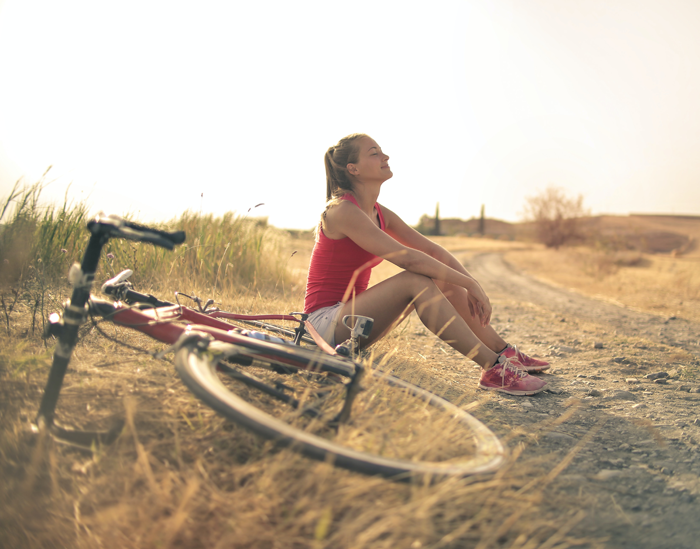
[1,0,699,230]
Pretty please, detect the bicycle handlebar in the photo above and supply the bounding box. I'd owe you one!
[37,213,185,428]
[88,213,186,250]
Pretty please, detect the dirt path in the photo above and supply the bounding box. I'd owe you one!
[454,252,700,548]
[470,252,700,358]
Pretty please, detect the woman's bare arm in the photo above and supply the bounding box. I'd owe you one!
[324,201,491,324]
[381,205,479,278]
[381,204,491,324]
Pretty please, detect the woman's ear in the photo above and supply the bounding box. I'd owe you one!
[347,163,359,176]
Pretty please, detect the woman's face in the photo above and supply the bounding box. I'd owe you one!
[347,136,392,184]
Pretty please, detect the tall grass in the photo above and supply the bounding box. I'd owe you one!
[97,209,294,298]
[0,179,293,296]
[148,210,293,296]
[0,175,90,285]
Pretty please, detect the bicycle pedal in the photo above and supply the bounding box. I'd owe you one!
[334,339,354,356]
[341,315,374,339]
[334,345,351,357]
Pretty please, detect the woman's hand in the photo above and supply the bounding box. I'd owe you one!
[466,283,492,327]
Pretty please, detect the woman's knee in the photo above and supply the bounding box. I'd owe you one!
[397,271,439,295]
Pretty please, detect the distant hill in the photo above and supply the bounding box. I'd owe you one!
[578,214,698,255]
[415,214,518,239]
[415,213,700,256]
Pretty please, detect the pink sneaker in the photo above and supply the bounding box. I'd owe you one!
[479,355,547,396]
[503,344,550,373]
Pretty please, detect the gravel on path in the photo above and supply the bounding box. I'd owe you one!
[395,252,700,549]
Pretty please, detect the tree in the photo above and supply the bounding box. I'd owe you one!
[523,186,587,248]
[479,204,485,236]
[433,202,441,236]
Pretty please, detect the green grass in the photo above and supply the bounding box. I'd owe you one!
[0,177,294,299]
[1,174,89,285]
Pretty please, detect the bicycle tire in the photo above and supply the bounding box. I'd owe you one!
[174,335,505,480]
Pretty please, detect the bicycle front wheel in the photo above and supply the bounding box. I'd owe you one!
[174,333,505,480]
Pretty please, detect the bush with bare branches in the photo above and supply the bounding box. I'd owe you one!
[523,186,588,248]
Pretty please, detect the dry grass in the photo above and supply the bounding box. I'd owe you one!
[0,307,601,549]
[0,180,295,310]
[505,246,700,323]
[0,234,605,549]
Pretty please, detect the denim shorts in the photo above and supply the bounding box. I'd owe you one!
[306,302,344,347]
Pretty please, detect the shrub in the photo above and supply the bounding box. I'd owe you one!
[523,186,588,248]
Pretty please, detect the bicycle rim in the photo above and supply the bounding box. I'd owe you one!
[174,338,505,480]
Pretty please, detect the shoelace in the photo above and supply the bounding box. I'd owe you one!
[497,356,527,386]
[509,344,546,367]
[507,343,526,362]
[501,344,528,366]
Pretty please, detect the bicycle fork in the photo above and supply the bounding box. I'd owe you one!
[36,214,185,448]
[35,230,125,447]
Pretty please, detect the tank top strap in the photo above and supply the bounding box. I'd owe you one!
[341,194,385,230]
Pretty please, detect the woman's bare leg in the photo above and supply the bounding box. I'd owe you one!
[334,272,498,369]
[435,280,508,352]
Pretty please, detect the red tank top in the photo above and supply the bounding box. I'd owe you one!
[304,195,385,314]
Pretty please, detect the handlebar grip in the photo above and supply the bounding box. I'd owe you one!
[88,213,186,250]
[122,219,186,246]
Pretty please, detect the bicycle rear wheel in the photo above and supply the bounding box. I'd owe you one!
[174,334,505,480]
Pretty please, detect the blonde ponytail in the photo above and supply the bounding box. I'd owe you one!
[322,133,368,216]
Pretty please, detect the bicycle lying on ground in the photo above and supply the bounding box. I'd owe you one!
[36,213,505,480]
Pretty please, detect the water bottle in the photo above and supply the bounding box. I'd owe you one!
[240,330,287,345]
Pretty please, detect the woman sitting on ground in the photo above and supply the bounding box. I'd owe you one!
[303,133,549,396]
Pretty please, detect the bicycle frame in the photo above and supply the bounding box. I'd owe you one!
[89,299,357,378]
[101,272,334,350]
[103,271,373,355]
[36,213,365,448]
